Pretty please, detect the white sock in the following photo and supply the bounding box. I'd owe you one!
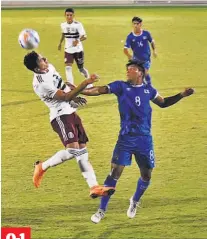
[65,66,74,84]
[42,149,74,171]
[75,148,98,188]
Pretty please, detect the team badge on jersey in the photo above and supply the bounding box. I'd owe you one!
[144,89,150,94]
[68,132,74,139]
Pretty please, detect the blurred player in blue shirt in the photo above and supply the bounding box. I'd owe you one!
[124,17,157,85]
[82,61,194,223]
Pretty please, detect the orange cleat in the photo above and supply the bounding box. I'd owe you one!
[90,185,115,199]
[33,161,46,188]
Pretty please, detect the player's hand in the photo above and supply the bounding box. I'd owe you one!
[86,74,100,84]
[70,97,87,108]
[153,50,158,58]
[181,88,195,97]
[58,44,61,51]
[72,39,79,47]
[72,97,87,106]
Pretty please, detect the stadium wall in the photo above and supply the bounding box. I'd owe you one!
[2,0,207,8]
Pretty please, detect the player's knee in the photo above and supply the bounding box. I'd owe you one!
[111,174,120,180]
[57,149,74,162]
[67,148,87,161]
[65,63,73,67]
[141,173,151,181]
[110,167,123,180]
[140,167,152,181]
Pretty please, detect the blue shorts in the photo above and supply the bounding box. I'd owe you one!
[132,57,151,70]
[111,134,155,169]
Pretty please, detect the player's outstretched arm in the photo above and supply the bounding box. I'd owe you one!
[65,81,109,96]
[152,88,194,108]
[81,86,109,96]
[53,74,99,101]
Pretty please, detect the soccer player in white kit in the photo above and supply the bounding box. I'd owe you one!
[58,8,91,86]
[23,51,115,198]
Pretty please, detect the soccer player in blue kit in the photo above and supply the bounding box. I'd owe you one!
[82,60,194,223]
[124,17,157,85]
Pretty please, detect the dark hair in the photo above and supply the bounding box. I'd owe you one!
[65,8,74,13]
[24,51,39,72]
[126,60,145,77]
[132,16,142,23]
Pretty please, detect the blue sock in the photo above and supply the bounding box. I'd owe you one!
[145,74,151,85]
[100,175,117,211]
[133,177,150,202]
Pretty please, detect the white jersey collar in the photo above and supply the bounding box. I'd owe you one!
[132,30,143,37]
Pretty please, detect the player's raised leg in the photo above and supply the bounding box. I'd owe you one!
[33,149,74,188]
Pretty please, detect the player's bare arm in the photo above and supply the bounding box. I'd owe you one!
[58,33,65,51]
[80,35,87,41]
[81,86,109,96]
[124,48,132,60]
[65,78,109,96]
[151,40,157,58]
[54,74,99,101]
[152,88,194,108]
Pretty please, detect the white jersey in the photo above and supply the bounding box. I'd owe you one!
[33,64,76,122]
[61,21,86,54]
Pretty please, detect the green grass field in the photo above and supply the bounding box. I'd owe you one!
[2,7,207,239]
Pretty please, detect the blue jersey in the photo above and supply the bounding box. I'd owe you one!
[124,30,153,63]
[108,81,158,136]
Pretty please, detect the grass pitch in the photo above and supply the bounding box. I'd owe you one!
[2,7,207,239]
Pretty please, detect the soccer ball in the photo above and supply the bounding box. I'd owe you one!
[18,29,40,49]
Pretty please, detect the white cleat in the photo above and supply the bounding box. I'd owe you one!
[91,209,105,224]
[127,197,141,219]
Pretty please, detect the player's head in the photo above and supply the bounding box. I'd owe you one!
[65,8,75,23]
[24,51,49,72]
[132,16,142,31]
[126,60,145,84]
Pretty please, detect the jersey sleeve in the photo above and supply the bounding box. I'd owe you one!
[107,81,123,96]
[78,23,86,36]
[149,85,159,100]
[146,31,153,43]
[124,34,131,48]
[40,82,58,99]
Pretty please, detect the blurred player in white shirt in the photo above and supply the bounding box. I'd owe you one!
[58,8,91,86]
[23,51,115,199]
